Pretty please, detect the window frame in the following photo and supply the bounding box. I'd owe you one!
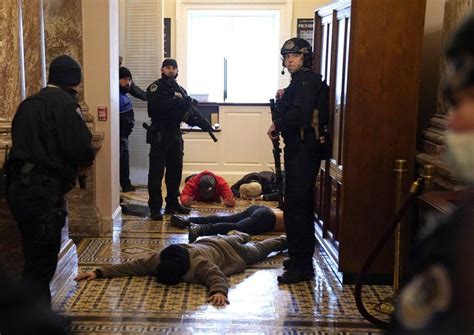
[176,0,293,93]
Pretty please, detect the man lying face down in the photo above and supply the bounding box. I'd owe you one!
[76,232,286,306]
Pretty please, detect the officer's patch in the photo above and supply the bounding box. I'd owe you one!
[283,40,295,50]
[149,84,158,92]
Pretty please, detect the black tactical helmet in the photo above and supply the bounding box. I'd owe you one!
[280,37,313,68]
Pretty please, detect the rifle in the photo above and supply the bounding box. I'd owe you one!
[269,99,284,209]
[168,78,218,142]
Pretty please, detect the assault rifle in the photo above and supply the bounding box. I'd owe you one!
[269,99,284,209]
[167,78,218,142]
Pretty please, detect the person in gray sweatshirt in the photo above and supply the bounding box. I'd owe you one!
[75,232,287,306]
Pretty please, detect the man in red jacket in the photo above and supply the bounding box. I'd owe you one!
[180,170,235,207]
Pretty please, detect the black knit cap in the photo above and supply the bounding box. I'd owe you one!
[119,66,132,79]
[162,58,178,68]
[155,244,190,285]
[48,55,82,86]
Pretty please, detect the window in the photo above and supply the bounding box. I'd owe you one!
[187,10,280,103]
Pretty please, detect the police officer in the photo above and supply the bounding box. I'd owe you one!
[6,55,95,311]
[146,59,191,220]
[267,38,329,284]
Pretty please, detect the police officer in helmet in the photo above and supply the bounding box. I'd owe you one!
[146,59,191,220]
[267,38,329,284]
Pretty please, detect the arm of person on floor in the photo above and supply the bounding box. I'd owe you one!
[180,176,198,207]
[193,257,230,306]
[75,254,159,281]
[215,175,235,207]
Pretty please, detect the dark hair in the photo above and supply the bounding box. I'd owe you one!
[155,245,190,285]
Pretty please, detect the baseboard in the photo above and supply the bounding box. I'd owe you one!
[99,205,122,235]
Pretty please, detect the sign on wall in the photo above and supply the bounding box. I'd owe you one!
[297,18,314,47]
[164,18,171,57]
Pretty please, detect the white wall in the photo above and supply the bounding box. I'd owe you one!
[82,0,121,229]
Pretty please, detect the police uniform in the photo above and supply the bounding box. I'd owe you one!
[6,55,95,310]
[273,38,329,283]
[146,66,191,219]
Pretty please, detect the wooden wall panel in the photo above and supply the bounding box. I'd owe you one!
[339,0,426,274]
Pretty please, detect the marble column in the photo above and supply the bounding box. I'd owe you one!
[417,0,473,190]
[43,0,86,104]
[0,0,23,149]
[22,0,46,97]
[43,0,105,239]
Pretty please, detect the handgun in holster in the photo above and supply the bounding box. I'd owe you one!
[143,122,158,145]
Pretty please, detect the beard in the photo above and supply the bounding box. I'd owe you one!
[445,130,474,184]
[120,85,130,94]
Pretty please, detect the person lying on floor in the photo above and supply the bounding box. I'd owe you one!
[170,205,284,242]
[231,172,281,201]
[75,232,287,306]
[180,170,235,207]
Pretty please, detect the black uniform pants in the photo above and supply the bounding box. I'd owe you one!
[6,170,66,311]
[282,131,321,271]
[148,129,184,214]
[189,205,276,235]
[120,136,132,188]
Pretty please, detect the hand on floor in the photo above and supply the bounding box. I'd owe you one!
[207,292,229,306]
[75,271,97,282]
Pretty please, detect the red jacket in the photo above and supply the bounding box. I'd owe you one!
[180,170,235,207]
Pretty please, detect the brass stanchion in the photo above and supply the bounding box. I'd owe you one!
[375,159,407,315]
[422,164,435,193]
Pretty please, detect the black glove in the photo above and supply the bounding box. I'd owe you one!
[178,96,193,109]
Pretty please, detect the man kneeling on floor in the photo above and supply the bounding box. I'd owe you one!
[75,232,287,306]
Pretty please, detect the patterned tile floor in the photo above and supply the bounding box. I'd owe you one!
[54,191,390,334]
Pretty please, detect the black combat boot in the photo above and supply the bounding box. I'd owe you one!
[150,211,163,221]
[277,268,314,284]
[164,202,191,215]
[188,223,216,242]
[188,223,203,242]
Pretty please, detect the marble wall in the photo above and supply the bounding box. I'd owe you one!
[22,0,46,97]
[0,0,23,147]
[43,0,85,103]
[0,1,47,279]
